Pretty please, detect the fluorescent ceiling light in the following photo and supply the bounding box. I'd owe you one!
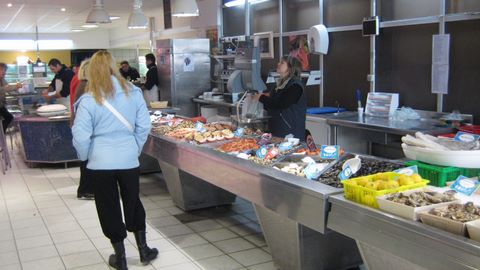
[7,3,12,7]
[172,0,199,17]
[128,0,148,29]
[61,8,66,12]
[82,24,99,28]
[224,0,269,8]
[71,29,85,32]
[0,39,73,51]
[110,16,121,20]
[86,0,111,24]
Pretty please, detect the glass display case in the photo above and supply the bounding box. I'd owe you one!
[4,64,55,84]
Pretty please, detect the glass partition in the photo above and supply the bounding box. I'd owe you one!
[282,0,319,32]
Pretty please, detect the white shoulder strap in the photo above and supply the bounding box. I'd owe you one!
[103,99,134,133]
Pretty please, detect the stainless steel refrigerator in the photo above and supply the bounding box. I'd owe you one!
[156,39,211,117]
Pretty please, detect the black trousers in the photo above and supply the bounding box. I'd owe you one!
[89,167,146,243]
[0,107,13,133]
[77,161,94,196]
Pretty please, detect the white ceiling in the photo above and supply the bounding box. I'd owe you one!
[0,0,164,33]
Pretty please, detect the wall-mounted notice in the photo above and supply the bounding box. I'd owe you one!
[431,34,450,94]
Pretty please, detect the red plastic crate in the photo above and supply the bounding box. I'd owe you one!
[458,125,480,135]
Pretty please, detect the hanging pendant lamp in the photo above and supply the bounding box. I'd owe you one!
[128,0,148,29]
[172,0,199,17]
[86,0,111,24]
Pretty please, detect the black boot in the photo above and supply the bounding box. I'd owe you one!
[134,231,158,264]
[108,241,128,270]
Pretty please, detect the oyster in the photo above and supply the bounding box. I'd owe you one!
[386,190,457,207]
[429,202,480,223]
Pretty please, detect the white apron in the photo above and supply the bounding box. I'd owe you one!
[143,85,159,105]
[55,79,71,111]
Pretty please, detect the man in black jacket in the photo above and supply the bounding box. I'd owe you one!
[119,60,140,81]
[44,58,75,109]
[143,53,159,103]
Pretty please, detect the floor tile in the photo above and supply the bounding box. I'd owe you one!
[147,216,181,227]
[170,234,208,248]
[0,229,14,241]
[229,248,272,267]
[89,236,112,250]
[0,251,20,266]
[213,238,255,254]
[22,257,65,270]
[215,215,251,227]
[196,255,244,270]
[18,244,59,262]
[182,243,224,260]
[11,216,44,230]
[145,238,177,253]
[69,263,109,270]
[150,249,191,268]
[56,239,97,256]
[0,239,17,253]
[61,250,104,269]
[157,224,194,237]
[244,234,267,248]
[51,230,89,244]
[76,218,101,229]
[228,223,262,237]
[47,220,82,234]
[199,228,238,242]
[16,234,53,250]
[14,225,49,239]
[247,261,278,270]
[161,262,202,270]
[0,263,22,270]
[187,220,224,232]
[164,206,184,215]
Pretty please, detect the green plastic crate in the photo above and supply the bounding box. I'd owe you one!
[406,160,460,187]
[458,168,480,178]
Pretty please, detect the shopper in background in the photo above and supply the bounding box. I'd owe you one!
[72,51,156,270]
[43,58,75,110]
[69,61,81,111]
[255,56,307,140]
[0,63,22,132]
[143,53,159,104]
[71,59,94,200]
[119,60,140,82]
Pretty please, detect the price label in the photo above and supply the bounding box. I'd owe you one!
[234,128,245,137]
[451,176,480,196]
[256,146,268,159]
[306,134,317,152]
[321,145,340,159]
[454,132,480,143]
[394,165,418,176]
[338,165,354,180]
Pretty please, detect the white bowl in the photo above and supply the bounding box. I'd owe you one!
[402,143,480,168]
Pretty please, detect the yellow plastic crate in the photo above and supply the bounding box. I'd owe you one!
[342,172,430,208]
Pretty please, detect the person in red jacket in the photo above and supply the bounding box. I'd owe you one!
[69,62,81,110]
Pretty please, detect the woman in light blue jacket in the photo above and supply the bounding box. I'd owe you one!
[72,50,156,270]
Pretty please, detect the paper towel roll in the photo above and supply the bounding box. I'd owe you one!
[308,24,329,55]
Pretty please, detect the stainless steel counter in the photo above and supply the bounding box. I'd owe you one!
[192,97,238,108]
[144,133,341,233]
[327,194,480,270]
[144,134,362,269]
[307,112,455,136]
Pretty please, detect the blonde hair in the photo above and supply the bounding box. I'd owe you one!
[78,59,90,81]
[87,50,129,104]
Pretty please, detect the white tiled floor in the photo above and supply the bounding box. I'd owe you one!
[0,146,278,270]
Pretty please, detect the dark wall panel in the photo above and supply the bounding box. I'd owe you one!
[323,31,370,110]
[324,0,369,27]
[376,24,437,111]
[223,6,245,36]
[445,20,480,124]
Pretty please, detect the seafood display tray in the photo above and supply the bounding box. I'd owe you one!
[377,189,460,220]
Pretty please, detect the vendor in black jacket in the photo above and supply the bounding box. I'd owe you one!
[255,56,306,140]
[43,58,75,109]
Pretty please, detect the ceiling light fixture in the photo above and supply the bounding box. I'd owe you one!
[61,8,66,12]
[224,0,269,8]
[127,0,148,29]
[110,16,121,20]
[86,0,111,24]
[71,29,85,32]
[81,24,99,28]
[7,3,12,7]
[172,0,199,17]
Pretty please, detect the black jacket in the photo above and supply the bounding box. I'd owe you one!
[119,67,140,81]
[144,64,158,90]
[49,65,75,98]
[260,78,307,140]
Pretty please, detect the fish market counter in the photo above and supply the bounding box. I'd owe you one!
[327,194,480,270]
[306,111,460,158]
[14,115,78,167]
[143,133,362,270]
